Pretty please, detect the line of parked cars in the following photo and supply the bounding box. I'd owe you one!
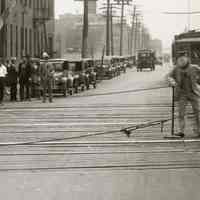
[44,56,135,96]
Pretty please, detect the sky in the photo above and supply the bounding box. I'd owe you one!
[55,0,200,50]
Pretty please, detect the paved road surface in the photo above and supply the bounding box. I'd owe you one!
[0,65,200,200]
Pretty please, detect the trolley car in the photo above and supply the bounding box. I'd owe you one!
[172,31,200,65]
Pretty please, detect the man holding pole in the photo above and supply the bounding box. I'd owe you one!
[167,53,200,138]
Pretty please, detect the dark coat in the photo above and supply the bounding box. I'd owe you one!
[7,64,18,85]
[18,61,32,83]
[167,64,200,100]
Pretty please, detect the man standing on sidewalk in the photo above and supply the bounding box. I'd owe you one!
[40,52,54,103]
[18,57,27,101]
[7,58,18,101]
[0,59,7,105]
[167,53,200,138]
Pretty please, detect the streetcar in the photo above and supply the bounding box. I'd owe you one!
[137,49,155,71]
[172,30,200,65]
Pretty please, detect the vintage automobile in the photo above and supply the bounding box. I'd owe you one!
[67,59,84,93]
[112,56,121,76]
[137,50,155,71]
[84,58,97,89]
[119,56,127,73]
[127,56,136,67]
[41,58,73,96]
[68,59,96,93]
[100,56,114,79]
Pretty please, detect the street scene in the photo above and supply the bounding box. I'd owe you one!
[1,0,200,199]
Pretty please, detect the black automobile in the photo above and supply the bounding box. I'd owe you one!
[137,50,155,71]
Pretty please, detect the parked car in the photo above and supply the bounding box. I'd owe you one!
[41,58,73,96]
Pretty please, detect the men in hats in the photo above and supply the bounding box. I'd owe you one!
[7,57,18,101]
[167,52,200,138]
[0,59,7,105]
[40,52,54,103]
[18,55,32,101]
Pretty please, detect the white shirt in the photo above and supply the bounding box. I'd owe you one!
[0,64,7,77]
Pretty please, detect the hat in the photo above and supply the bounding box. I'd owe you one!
[42,52,49,58]
[11,57,17,61]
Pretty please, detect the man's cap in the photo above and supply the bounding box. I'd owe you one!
[11,57,17,61]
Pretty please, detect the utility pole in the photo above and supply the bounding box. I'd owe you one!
[110,6,114,56]
[187,0,191,31]
[21,4,26,57]
[106,0,110,56]
[130,5,136,55]
[0,0,6,59]
[117,0,132,56]
[100,3,120,56]
[133,15,138,56]
[82,0,89,58]
[119,0,125,56]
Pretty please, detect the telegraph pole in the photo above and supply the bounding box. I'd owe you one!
[110,6,114,55]
[106,0,110,56]
[110,5,119,55]
[119,0,125,56]
[100,3,120,56]
[0,0,6,59]
[82,0,89,58]
[130,5,136,55]
[133,15,138,56]
[187,0,191,30]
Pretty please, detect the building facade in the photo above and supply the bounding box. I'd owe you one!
[0,0,55,60]
[55,13,133,58]
[55,13,106,59]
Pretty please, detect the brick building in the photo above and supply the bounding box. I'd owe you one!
[0,0,55,60]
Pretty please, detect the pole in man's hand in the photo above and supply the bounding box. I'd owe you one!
[171,86,175,135]
[164,86,177,139]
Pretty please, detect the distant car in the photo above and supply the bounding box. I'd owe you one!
[137,50,155,71]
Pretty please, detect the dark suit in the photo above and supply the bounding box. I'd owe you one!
[40,61,54,102]
[7,64,18,101]
[19,61,32,101]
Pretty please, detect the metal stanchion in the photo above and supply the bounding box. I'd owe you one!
[171,86,175,135]
[164,86,179,139]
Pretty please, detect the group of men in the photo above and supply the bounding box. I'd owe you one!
[0,52,54,105]
[1,52,200,138]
